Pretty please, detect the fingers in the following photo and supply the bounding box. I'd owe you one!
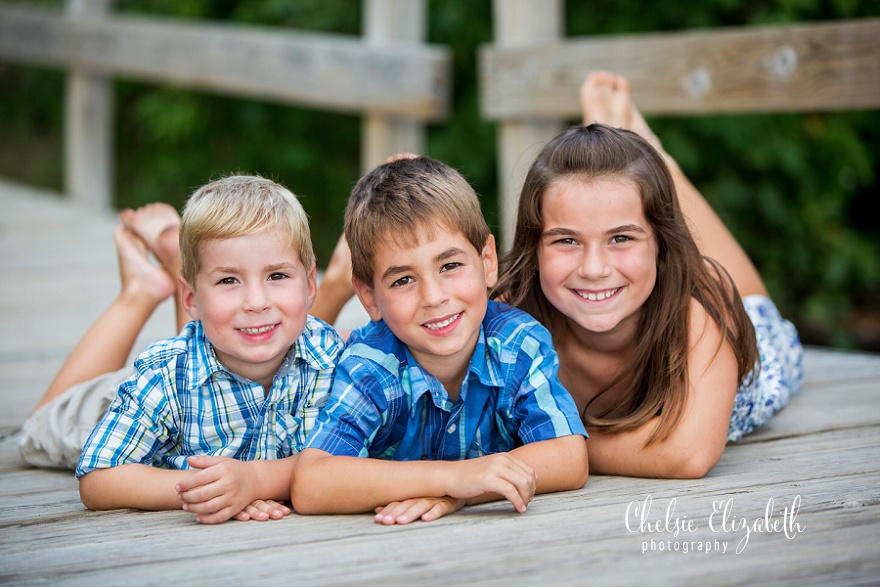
[241,499,291,522]
[373,497,464,525]
[448,454,537,513]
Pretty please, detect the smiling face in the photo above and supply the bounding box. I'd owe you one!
[353,224,498,388]
[180,231,316,388]
[537,176,657,342]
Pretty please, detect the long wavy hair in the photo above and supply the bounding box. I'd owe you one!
[492,124,758,443]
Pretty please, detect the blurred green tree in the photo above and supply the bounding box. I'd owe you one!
[0,0,877,349]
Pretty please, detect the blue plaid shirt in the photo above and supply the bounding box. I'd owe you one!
[76,316,343,478]
[305,300,586,461]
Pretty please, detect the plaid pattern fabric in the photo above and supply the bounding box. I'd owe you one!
[305,300,586,461]
[76,316,342,477]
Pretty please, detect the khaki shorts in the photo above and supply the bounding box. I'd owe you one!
[19,368,130,469]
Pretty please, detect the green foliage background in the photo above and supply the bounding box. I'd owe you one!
[1,0,878,350]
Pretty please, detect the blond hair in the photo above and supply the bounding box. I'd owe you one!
[180,175,314,286]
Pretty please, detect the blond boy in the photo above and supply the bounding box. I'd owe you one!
[76,176,343,524]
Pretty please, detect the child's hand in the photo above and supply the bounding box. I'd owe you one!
[176,455,259,524]
[373,496,465,525]
[232,499,291,522]
[446,453,537,513]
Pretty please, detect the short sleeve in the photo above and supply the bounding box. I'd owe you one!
[75,361,178,478]
[510,325,587,444]
[303,353,388,457]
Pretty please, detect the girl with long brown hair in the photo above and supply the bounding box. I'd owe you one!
[492,72,803,478]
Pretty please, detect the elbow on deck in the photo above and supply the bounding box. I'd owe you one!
[662,442,725,479]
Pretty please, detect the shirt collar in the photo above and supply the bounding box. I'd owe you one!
[401,322,503,405]
[185,319,331,389]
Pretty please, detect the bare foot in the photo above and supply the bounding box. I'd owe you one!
[114,224,176,307]
[386,152,420,163]
[580,71,663,153]
[322,235,354,296]
[119,203,181,278]
[311,235,356,326]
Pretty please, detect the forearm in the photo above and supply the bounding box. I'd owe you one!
[509,435,589,494]
[291,449,453,514]
[78,464,196,511]
[247,457,297,503]
[586,420,724,479]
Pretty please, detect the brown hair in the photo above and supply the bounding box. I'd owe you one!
[345,156,491,285]
[179,175,314,287]
[492,124,758,443]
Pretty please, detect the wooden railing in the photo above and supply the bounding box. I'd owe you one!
[482,0,880,246]
[2,0,878,246]
[0,0,450,209]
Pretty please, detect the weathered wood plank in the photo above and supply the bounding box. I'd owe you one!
[360,0,428,172]
[0,427,876,585]
[492,0,563,247]
[1,182,878,586]
[480,18,880,119]
[0,5,450,120]
[741,377,880,443]
[63,0,114,209]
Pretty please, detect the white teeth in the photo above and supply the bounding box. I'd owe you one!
[424,313,461,330]
[241,325,275,334]
[576,287,620,301]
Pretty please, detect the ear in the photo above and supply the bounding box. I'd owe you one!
[352,276,383,322]
[178,274,200,321]
[305,264,318,311]
[481,234,499,288]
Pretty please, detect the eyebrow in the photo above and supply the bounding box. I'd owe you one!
[542,227,578,238]
[609,224,648,235]
[209,261,298,274]
[380,247,469,281]
[542,224,647,238]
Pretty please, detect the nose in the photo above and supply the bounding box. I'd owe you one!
[577,245,611,280]
[420,275,448,308]
[242,281,270,312]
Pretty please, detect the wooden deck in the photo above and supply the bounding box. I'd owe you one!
[0,178,878,586]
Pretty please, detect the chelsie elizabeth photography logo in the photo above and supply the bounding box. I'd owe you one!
[625,494,805,554]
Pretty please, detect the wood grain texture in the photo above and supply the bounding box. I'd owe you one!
[481,19,880,119]
[0,183,878,585]
[0,5,450,120]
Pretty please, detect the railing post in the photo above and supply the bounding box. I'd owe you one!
[491,0,563,250]
[64,0,114,209]
[361,0,427,173]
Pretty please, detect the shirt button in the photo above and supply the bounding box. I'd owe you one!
[447,424,457,433]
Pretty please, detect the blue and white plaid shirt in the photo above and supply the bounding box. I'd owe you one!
[76,316,343,478]
[305,300,586,461]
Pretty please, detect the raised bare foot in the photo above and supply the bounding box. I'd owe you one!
[310,235,356,326]
[322,235,354,296]
[386,152,420,163]
[114,224,176,307]
[119,203,181,278]
[580,71,663,153]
